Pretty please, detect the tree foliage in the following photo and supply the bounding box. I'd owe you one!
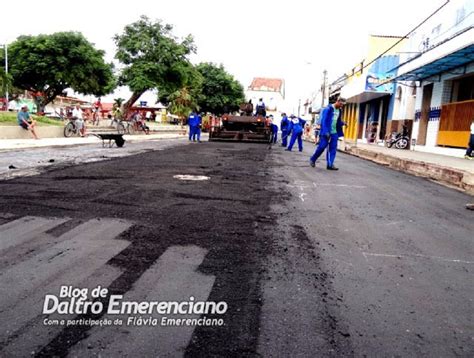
[114,16,196,113]
[0,68,22,102]
[157,62,203,118]
[195,63,245,115]
[4,32,115,111]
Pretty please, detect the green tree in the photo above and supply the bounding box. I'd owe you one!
[0,68,11,98]
[157,62,203,121]
[196,63,245,115]
[114,16,196,115]
[113,97,125,108]
[4,32,115,112]
[0,68,22,103]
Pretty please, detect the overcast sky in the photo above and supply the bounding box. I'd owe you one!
[2,0,445,110]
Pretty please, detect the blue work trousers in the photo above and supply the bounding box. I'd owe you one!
[189,126,200,141]
[287,132,303,151]
[281,130,289,146]
[310,133,338,167]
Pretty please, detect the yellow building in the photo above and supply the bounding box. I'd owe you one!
[340,35,407,143]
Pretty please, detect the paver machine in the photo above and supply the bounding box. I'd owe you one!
[208,103,271,142]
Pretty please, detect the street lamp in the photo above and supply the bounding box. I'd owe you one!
[0,43,8,110]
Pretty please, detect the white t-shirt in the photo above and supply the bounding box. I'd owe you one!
[471,122,474,134]
[72,108,83,120]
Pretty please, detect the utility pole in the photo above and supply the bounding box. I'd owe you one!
[0,43,8,110]
[321,69,327,109]
[5,43,8,109]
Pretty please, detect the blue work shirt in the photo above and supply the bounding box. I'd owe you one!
[320,105,344,138]
[288,117,306,134]
[280,116,290,131]
[188,113,201,127]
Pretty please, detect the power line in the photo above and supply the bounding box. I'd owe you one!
[329,0,451,87]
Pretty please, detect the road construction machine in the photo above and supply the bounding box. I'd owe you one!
[208,114,271,142]
[208,101,271,142]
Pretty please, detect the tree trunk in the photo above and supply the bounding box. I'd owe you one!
[32,94,45,115]
[123,91,144,118]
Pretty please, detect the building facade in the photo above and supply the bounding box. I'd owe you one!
[393,0,474,149]
[245,77,285,117]
[340,35,406,143]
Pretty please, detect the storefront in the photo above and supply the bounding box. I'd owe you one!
[341,50,401,143]
[394,42,474,148]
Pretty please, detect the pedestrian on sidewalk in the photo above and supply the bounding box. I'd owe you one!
[314,114,322,144]
[280,113,290,147]
[465,119,474,160]
[309,97,346,170]
[17,105,39,139]
[286,115,306,152]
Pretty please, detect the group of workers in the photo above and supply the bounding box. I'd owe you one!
[270,96,347,170]
[186,96,347,170]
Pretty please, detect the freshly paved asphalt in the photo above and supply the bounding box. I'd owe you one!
[0,138,472,357]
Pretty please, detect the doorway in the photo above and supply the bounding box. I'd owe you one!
[418,84,433,145]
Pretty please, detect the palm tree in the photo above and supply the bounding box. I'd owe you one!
[168,87,198,125]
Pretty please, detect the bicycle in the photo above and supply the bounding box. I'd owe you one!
[118,118,150,135]
[64,118,83,137]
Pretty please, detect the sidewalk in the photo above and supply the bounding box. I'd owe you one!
[342,142,474,194]
[0,122,185,140]
[0,132,186,151]
[0,123,187,151]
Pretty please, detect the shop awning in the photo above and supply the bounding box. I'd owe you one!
[392,43,474,81]
[346,91,389,104]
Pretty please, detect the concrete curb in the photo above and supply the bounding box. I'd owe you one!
[0,126,64,139]
[0,125,186,139]
[344,146,474,195]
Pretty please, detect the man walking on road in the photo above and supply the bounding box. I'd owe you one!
[309,97,346,170]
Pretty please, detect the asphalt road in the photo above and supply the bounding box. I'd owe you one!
[0,138,472,357]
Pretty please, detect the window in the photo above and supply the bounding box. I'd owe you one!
[451,74,474,102]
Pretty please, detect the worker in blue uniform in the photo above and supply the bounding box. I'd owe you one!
[188,111,202,142]
[280,113,290,147]
[268,115,278,143]
[309,97,346,170]
[255,98,266,117]
[286,115,306,152]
